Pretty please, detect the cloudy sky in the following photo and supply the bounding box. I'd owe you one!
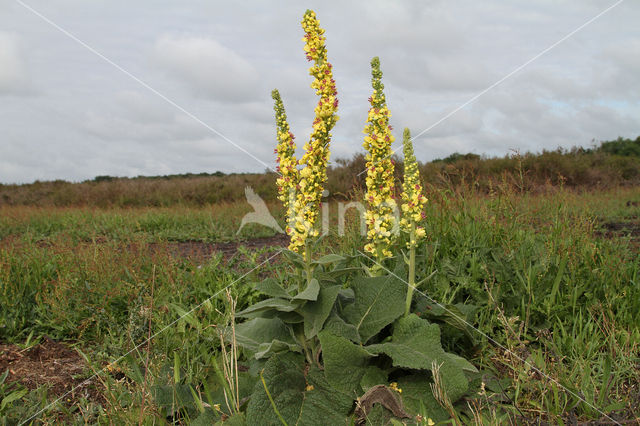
[0,0,638,183]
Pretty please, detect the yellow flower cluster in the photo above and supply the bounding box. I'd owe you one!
[287,10,339,254]
[389,382,402,394]
[400,128,427,248]
[272,89,298,236]
[363,57,396,260]
[272,10,338,254]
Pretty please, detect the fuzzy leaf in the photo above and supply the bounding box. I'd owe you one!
[313,254,346,265]
[342,272,406,343]
[365,315,443,370]
[215,412,246,426]
[366,315,475,402]
[255,278,290,299]
[323,313,361,344]
[234,318,297,357]
[360,366,388,391]
[396,375,449,422]
[300,284,340,338]
[190,408,221,426]
[319,331,372,395]
[246,353,352,425]
[254,339,301,359]
[293,278,320,301]
[236,298,297,318]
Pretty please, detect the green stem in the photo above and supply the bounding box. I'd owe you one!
[405,221,416,317]
[295,324,313,364]
[260,369,288,426]
[304,245,313,285]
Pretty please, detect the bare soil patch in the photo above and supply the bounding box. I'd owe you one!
[597,219,640,251]
[144,233,289,261]
[0,336,103,404]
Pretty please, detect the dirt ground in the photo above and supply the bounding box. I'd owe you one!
[0,336,103,405]
[597,218,640,251]
[144,233,289,261]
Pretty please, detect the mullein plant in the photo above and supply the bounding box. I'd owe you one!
[273,10,339,281]
[363,57,397,270]
[400,128,427,316]
[272,90,298,236]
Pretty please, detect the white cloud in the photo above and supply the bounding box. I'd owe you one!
[0,32,31,95]
[153,35,260,102]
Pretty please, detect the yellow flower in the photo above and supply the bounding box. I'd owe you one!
[400,128,428,249]
[272,89,299,241]
[273,10,339,254]
[389,382,402,393]
[363,57,397,262]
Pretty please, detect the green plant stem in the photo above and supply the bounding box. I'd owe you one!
[260,369,288,426]
[295,324,313,364]
[405,221,416,317]
[304,245,313,286]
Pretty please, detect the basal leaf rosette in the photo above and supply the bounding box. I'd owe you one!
[288,10,340,254]
[363,57,396,261]
[400,128,427,249]
[272,89,299,238]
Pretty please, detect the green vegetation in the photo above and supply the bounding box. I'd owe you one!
[0,185,638,424]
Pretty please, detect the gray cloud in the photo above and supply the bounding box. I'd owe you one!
[153,34,261,102]
[0,0,638,183]
[0,32,32,95]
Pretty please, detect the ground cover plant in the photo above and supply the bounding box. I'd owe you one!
[0,9,639,426]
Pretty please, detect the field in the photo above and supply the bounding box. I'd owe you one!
[0,183,638,424]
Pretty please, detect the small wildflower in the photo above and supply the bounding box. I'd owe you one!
[305,384,314,391]
[389,382,402,393]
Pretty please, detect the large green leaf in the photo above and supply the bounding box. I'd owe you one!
[342,272,406,343]
[190,408,222,426]
[365,315,444,370]
[245,353,352,425]
[312,253,346,265]
[292,278,320,301]
[318,331,372,395]
[396,375,449,422]
[300,284,340,338]
[323,312,361,344]
[254,339,301,359]
[255,278,290,299]
[360,366,388,391]
[234,317,297,358]
[236,298,298,318]
[366,315,475,402]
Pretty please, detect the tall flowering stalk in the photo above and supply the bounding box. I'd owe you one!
[400,128,427,316]
[272,89,298,236]
[272,10,338,280]
[290,10,339,261]
[363,57,396,265]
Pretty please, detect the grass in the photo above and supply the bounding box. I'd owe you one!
[0,185,638,424]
